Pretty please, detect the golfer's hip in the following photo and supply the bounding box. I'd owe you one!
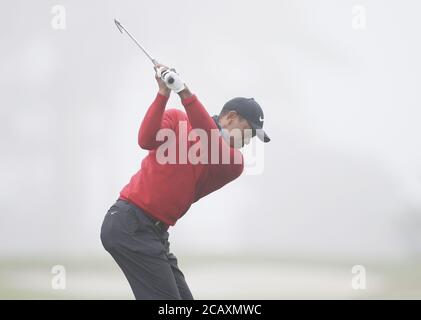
[100,198,170,256]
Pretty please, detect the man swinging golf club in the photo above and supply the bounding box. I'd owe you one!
[100,20,270,300]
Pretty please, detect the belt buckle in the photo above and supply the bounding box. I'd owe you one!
[154,220,162,229]
[154,220,167,231]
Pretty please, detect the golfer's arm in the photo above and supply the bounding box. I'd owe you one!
[178,86,215,132]
[138,92,169,150]
[178,86,194,100]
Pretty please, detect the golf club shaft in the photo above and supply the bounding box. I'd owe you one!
[114,19,157,66]
[114,19,176,86]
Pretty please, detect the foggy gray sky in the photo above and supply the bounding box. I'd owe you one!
[1,0,420,260]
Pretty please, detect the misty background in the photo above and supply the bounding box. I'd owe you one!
[1,0,421,299]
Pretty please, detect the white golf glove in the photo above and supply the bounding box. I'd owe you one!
[156,67,185,93]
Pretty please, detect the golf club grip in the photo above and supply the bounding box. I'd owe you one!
[160,69,175,84]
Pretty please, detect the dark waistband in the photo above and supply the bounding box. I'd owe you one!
[116,198,169,232]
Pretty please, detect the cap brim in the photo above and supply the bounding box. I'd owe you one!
[257,129,270,143]
[249,121,270,143]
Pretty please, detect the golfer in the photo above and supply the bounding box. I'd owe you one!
[100,63,270,300]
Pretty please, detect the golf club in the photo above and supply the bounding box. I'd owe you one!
[114,18,175,85]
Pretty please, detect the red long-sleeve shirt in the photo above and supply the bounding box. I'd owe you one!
[119,92,244,226]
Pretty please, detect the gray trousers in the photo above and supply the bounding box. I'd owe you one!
[100,199,194,300]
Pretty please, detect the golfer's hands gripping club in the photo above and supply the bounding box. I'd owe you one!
[154,63,186,94]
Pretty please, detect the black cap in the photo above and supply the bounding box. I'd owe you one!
[222,97,270,143]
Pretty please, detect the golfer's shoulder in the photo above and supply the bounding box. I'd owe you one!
[212,149,244,181]
[164,108,189,121]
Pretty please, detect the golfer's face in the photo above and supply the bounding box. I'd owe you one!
[228,117,253,149]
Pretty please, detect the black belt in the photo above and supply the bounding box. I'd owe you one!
[117,198,169,232]
[144,213,169,232]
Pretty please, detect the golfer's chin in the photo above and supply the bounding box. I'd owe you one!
[229,139,244,149]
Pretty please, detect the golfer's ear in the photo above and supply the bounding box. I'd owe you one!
[227,111,237,120]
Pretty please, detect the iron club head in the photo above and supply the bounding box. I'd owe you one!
[114,19,123,33]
